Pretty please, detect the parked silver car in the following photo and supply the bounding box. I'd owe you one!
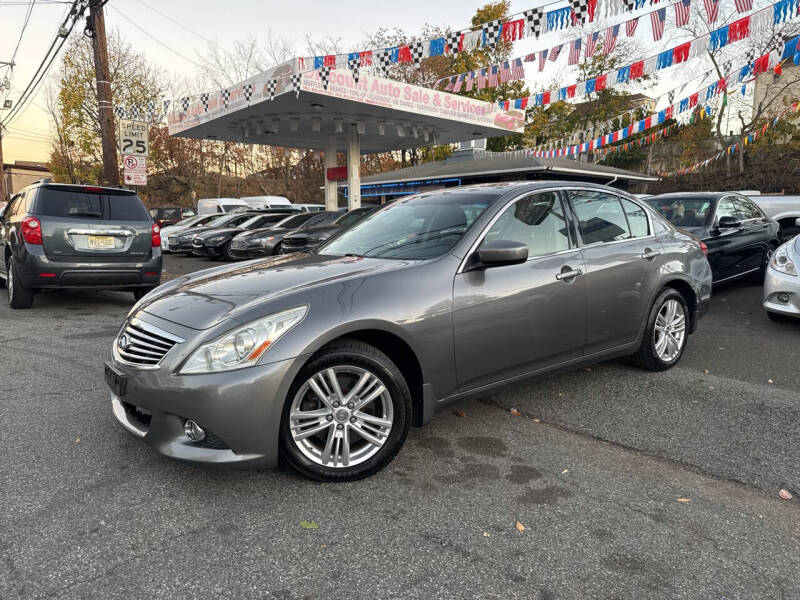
[763,233,800,321]
[104,182,712,481]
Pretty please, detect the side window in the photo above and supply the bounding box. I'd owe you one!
[484,192,570,257]
[4,196,20,219]
[715,198,738,223]
[10,193,26,218]
[621,198,650,238]
[570,191,631,244]
[734,197,763,220]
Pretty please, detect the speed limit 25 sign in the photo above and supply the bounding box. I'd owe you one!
[117,119,149,157]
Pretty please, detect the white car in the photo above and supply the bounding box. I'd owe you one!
[764,228,800,321]
[159,214,218,252]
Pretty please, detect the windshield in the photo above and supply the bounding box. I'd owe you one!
[240,214,285,229]
[647,196,712,228]
[319,193,497,260]
[276,213,315,229]
[334,208,372,227]
[205,214,239,228]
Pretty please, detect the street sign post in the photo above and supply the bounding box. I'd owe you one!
[117,119,148,157]
[123,154,147,186]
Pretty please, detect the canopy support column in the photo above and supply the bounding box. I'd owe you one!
[324,136,337,211]
[346,125,361,210]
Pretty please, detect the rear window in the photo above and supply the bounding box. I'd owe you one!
[108,195,150,220]
[35,190,104,219]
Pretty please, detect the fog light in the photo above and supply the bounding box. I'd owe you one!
[184,420,205,442]
[777,293,790,304]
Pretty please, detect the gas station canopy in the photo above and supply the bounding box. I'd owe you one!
[168,60,524,209]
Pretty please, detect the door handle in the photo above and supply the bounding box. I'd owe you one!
[640,249,662,260]
[555,268,583,281]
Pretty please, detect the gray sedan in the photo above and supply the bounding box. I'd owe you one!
[105,182,712,481]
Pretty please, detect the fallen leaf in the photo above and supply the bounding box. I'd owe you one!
[300,520,319,530]
[483,532,490,537]
[676,498,691,503]
[320,544,327,549]
[561,469,569,475]
[779,489,793,501]
[708,386,715,390]
[75,438,80,443]
[515,521,526,532]
[768,379,774,385]
[703,369,709,374]
[454,410,467,418]
[558,392,563,397]
[532,418,541,423]
[510,409,522,416]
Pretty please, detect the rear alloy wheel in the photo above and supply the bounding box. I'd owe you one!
[280,341,411,481]
[630,289,688,371]
[7,256,34,309]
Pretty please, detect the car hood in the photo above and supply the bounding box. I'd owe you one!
[194,227,241,240]
[139,253,401,329]
[235,227,293,241]
[285,225,340,241]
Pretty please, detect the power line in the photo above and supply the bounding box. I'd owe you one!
[1,0,85,127]
[8,0,36,67]
[107,4,207,70]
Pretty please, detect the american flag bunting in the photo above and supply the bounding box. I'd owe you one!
[703,0,720,23]
[674,0,692,27]
[603,24,620,54]
[569,38,582,65]
[734,0,752,12]
[626,17,639,36]
[586,31,599,57]
[512,58,525,79]
[539,49,549,71]
[650,8,666,41]
[549,44,563,61]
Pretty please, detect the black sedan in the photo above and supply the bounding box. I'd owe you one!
[168,213,258,253]
[191,213,290,259]
[647,192,780,285]
[280,207,377,254]
[229,212,339,259]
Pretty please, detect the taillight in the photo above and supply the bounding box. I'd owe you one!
[699,241,708,256]
[21,217,43,245]
[151,223,161,247]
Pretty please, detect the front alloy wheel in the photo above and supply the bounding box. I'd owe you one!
[280,340,411,481]
[289,366,393,468]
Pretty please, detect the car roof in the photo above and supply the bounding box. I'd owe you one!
[24,182,136,195]
[647,192,731,200]
[403,180,638,200]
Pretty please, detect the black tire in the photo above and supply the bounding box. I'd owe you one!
[752,243,778,284]
[7,256,34,309]
[132,285,157,301]
[630,288,689,372]
[279,340,411,482]
[223,242,235,261]
[767,311,795,323]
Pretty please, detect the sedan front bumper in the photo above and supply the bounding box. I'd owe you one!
[106,354,305,469]
[763,267,800,318]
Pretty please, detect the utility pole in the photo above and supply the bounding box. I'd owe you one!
[89,0,119,186]
[0,124,7,203]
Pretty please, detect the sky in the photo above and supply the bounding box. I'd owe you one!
[0,0,721,164]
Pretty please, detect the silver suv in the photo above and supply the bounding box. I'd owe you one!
[0,182,162,309]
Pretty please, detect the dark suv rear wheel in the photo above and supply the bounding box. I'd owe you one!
[7,256,34,309]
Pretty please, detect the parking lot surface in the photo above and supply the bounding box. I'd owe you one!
[2,254,799,599]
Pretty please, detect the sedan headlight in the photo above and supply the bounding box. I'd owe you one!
[180,306,308,374]
[770,243,797,276]
[206,236,226,245]
[253,236,276,247]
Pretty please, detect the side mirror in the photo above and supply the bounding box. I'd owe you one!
[718,216,741,229]
[472,240,528,269]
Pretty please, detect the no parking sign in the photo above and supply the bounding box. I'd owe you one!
[123,154,147,186]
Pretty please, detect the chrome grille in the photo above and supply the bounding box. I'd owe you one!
[115,317,184,368]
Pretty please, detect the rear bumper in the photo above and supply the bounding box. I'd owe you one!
[17,253,162,289]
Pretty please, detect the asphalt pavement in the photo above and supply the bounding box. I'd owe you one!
[1,254,799,599]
